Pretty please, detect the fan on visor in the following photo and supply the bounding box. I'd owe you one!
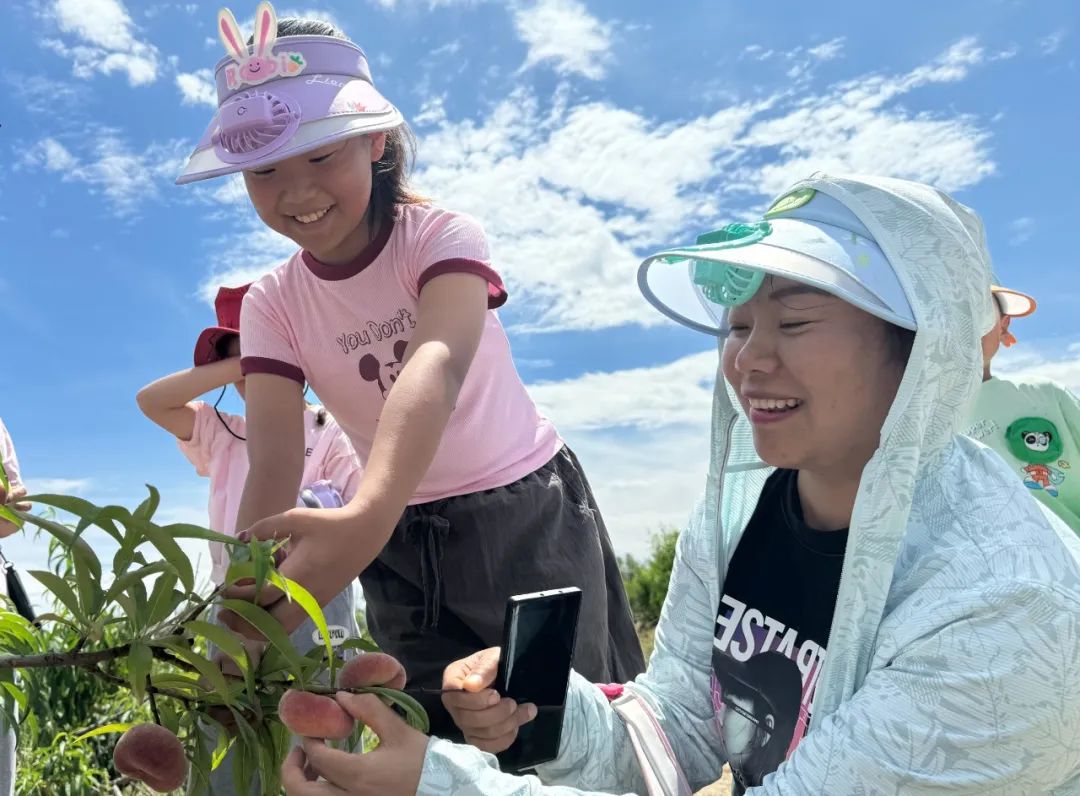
[689,222,770,307]
[212,89,301,163]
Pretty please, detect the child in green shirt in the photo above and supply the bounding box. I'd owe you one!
[967,284,1080,531]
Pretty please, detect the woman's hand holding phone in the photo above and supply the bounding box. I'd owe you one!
[441,648,537,754]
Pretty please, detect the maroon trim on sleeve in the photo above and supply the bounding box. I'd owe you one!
[241,356,306,384]
[301,216,395,281]
[417,258,508,309]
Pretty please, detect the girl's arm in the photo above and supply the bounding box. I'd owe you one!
[229,273,489,629]
[341,272,488,535]
[234,373,307,534]
[136,358,243,440]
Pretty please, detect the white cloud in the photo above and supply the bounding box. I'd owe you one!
[6,74,79,115]
[743,37,846,80]
[24,138,79,172]
[1009,216,1035,246]
[1040,29,1067,55]
[514,0,613,80]
[45,0,162,86]
[371,0,486,8]
[176,68,217,107]
[808,38,845,61]
[406,37,998,332]
[24,478,93,495]
[21,134,190,217]
[998,344,1080,395]
[736,38,996,197]
[525,352,717,555]
[414,95,448,127]
[531,351,718,431]
[197,217,300,302]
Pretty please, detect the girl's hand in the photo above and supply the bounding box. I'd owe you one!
[0,483,30,538]
[281,691,428,796]
[222,506,373,637]
[441,647,536,754]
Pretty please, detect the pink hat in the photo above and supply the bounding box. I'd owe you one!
[193,284,251,366]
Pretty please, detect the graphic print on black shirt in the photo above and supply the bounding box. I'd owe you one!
[711,469,848,794]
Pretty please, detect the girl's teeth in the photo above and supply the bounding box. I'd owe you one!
[748,398,802,411]
[295,207,330,224]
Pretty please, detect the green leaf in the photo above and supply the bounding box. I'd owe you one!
[134,520,195,593]
[127,642,152,703]
[145,571,180,627]
[253,541,271,597]
[339,637,381,655]
[161,522,239,547]
[149,672,208,695]
[133,485,161,523]
[73,722,136,742]
[211,728,234,771]
[28,570,84,623]
[112,545,135,577]
[222,559,257,588]
[186,721,213,796]
[21,495,125,544]
[155,641,235,706]
[103,560,177,604]
[129,579,151,631]
[0,506,22,530]
[0,611,38,649]
[230,711,259,796]
[255,721,286,793]
[112,592,139,626]
[267,573,333,672]
[156,698,181,737]
[183,620,247,670]
[0,460,9,493]
[72,554,103,619]
[0,681,27,713]
[216,599,305,679]
[18,513,102,581]
[364,686,430,734]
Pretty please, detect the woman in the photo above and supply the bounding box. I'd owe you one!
[281,174,1080,795]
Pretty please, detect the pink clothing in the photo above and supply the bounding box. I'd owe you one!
[178,403,362,584]
[0,419,22,494]
[0,418,23,598]
[240,203,562,503]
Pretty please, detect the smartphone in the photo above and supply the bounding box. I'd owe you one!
[495,587,583,772]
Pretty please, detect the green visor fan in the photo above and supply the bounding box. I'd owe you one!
[637,221,772,336]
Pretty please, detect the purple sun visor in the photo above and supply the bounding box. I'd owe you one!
[176,9,403,185]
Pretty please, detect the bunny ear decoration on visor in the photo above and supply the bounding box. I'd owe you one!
[637,189,917,336]
[176,1,403,184]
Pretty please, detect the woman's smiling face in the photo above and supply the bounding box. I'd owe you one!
[722,276,908,480]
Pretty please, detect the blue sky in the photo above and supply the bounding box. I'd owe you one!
[1,0,1078,604]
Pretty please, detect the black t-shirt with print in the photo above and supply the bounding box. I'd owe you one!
[710,468,848,794]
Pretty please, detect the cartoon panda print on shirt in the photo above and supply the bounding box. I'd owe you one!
[359,339,408,399]
[1005,416,1069,498]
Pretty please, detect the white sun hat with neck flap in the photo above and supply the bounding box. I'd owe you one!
[637,187,917,336]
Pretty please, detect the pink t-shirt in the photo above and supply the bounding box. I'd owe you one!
[0,419,22,495]
[240,203,562,503]
[178,403,362,584]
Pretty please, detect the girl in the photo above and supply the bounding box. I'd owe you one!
[136,282,363,793]
[282,174,1080,796]
[175,2,644,736]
